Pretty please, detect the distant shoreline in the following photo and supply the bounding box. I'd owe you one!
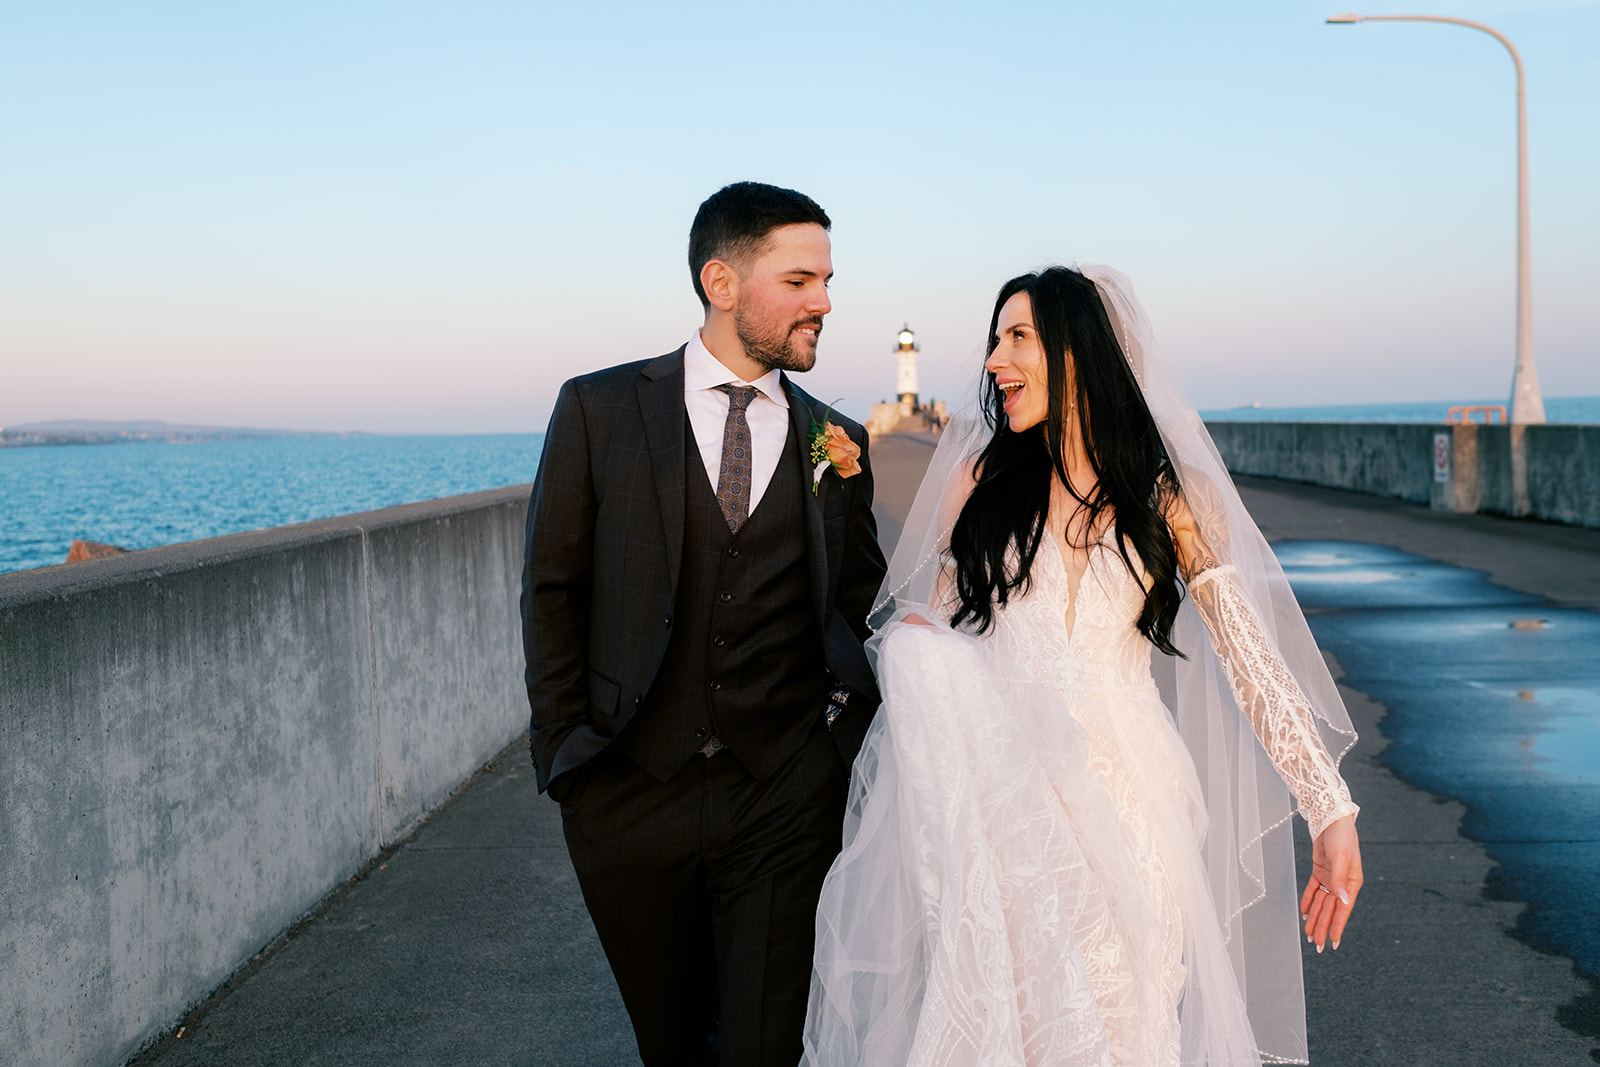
[0,433,369,449]
[6,396,1597,449]
[0,420,373,449]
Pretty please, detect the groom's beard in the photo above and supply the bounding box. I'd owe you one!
[736,310,823,373]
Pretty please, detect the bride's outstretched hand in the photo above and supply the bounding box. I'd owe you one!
[1302,815,1362,953]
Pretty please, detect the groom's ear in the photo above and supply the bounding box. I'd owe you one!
[700,258,739,313]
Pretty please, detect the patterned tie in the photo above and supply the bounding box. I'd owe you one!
[715,384,759,533]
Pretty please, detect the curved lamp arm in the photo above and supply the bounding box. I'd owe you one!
[1326,13,1544,424]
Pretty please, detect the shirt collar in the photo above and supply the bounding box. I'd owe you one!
[684,330,788,409]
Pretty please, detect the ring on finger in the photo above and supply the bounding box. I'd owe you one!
[1316,885,1332,895]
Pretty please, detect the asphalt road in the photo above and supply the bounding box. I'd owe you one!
[129,463,1600,1065]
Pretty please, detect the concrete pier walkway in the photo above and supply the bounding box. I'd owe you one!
[129,471,1600,1065]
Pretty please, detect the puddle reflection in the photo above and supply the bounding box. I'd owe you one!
[1276,540,1540,610]
[1289,569,1403,585]
[1520,687,1600,786]
[1275,539,1600,980]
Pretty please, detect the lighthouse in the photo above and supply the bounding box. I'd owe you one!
[868,323,944,436]
[895,325,920,416]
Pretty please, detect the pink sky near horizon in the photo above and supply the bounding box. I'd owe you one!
[3,0,1596,434]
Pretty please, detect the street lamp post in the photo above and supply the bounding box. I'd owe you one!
[1327,13,1545,424]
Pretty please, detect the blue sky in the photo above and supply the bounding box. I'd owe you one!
[2,0,1596,432]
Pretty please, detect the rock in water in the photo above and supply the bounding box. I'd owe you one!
[65,540,128,563]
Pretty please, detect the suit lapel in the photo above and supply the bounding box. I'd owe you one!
[639,349,687,593]
[784,376,830,632]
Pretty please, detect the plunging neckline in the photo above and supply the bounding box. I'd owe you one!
[1042,528,1111,642]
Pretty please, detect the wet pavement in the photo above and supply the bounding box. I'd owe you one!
[1280,540,1600,986]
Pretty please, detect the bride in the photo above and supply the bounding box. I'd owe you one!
[804,265,1363,1066]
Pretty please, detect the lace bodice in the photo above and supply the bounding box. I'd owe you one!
[975,532,1357,840]
[982,534,1157,693]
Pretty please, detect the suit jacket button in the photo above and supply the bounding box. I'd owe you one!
[664,616,672,627]
[709,680,722,692]
[727,547,740,558]
[694,726,708,739]
[718,592,732,603]
[712,635,725,647]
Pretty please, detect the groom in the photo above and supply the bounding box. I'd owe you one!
[521,182,886,1065]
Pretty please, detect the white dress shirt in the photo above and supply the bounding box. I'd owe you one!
[683,330,791,514]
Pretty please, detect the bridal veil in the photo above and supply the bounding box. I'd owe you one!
[810,265,1356,1065]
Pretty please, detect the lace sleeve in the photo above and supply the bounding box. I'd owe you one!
[1189,565,1359,840]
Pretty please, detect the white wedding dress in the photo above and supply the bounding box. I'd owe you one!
[803,528,1357,1066]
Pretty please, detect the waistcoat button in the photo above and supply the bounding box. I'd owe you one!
[727,547,740,558]
[713,636,725,647]
[718,591,732,603]
[709,680,722,691]
[694,726,708,739]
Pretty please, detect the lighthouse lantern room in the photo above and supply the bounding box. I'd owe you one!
[895,325,920,416]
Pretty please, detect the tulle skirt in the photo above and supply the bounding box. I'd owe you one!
[804,621,1266,1066]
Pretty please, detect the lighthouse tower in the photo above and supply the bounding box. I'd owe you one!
[895,325,920,416]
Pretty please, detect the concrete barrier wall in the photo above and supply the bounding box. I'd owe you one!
[0,486,532,1067]
[1202,422,1439,503]
[1205,421,1600,529]
[1524,424,1600,527]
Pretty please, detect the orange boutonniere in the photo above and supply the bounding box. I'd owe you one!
[810,410,862,494]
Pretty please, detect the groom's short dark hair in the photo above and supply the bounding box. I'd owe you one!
[689,182,831,309]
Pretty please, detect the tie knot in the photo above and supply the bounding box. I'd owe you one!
[719,383,759,412]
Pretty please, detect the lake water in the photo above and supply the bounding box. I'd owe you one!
[5,392,1598,576]
[0,434,544,575]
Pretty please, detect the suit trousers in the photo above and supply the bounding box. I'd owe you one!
[559,721,847,1067]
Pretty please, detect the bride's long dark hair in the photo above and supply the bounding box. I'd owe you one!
[949,266,1184,655]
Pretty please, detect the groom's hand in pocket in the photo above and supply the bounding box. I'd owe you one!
[547,766,587,805]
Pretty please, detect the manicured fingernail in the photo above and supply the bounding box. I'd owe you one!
[1333,940,1340,951]
[1338,889,1350,905]
[1306,934,1313,943]
[1316,942,1324,954]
